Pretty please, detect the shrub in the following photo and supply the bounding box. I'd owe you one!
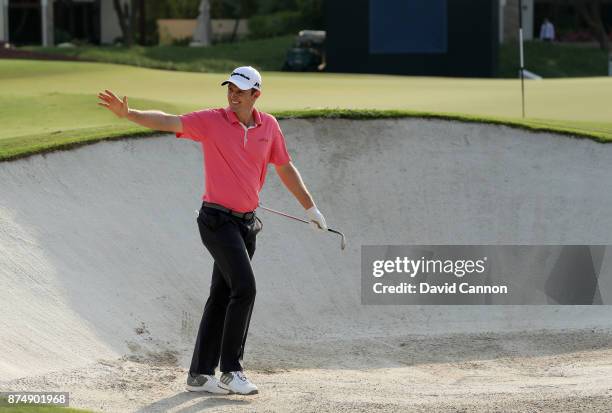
[171,36,193,46]
[296,0,324,29]
[559,30,595,42]
[248,11,302,39]
[54,28,72,44]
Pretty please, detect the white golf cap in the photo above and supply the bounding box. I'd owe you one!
[221,66,262,90]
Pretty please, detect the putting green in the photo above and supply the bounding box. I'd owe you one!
[1,59,611,160]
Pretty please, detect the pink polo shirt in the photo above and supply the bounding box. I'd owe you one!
[176,107,291,212]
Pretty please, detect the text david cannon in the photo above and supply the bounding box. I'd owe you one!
[372,282,509,294]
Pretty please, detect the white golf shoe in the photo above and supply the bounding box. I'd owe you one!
[220,371,259,395]
[186,373,231,394]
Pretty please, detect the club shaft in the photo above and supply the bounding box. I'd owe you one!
[257,204,310,224]
[257,203,346,250]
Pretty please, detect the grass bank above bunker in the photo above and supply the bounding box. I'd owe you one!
[0,110,610,162]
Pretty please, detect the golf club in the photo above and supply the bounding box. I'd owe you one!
[258,203,347,250]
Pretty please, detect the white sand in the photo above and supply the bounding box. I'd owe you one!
[1,118,612,411]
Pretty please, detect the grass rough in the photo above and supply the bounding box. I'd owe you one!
[498,40,608,78]
[1,109,609,163]
[22,36,295,73]
[2,59,611,162]
[22,38,609,78]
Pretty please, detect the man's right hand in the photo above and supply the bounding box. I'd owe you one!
[97,89,129,118]
[96,90,183,133]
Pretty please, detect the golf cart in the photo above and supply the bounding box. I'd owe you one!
[282,30,326,72]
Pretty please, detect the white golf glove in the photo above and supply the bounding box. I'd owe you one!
[306,206,327,232]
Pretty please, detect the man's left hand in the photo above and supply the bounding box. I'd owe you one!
[306,206,328,232]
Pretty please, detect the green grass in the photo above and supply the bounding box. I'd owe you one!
[0,94,185,140]
[499,40,609,78]
[275,109,612,143]
[22,36,294,73]
[1,59,611,161]
[24,36,609,78]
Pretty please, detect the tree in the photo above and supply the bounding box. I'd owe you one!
[144,0,201,45]
[193,0,212,46]
[213,0,257,42]
[574,0,610,52]
[138,0,146,45]
[113,0,134,46]
[551,0,610,52]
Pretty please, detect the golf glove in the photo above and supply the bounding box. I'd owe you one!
[306,206,327,232]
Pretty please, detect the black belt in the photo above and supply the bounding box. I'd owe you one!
[202,201,256,220]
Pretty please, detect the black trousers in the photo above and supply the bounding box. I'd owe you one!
[189,204,263,374]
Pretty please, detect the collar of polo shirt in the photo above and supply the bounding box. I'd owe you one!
[224,107,262,127]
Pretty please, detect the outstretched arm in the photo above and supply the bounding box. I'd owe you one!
[97,89,182,133]
[275,162,327,230]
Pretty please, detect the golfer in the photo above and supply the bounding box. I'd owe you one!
[97,66,327,395]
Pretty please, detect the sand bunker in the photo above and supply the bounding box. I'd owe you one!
[1,118,611,411]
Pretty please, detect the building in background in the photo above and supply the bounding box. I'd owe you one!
[0,0,209,46]
[499,0,534,44]
[0,1,7,44]
[2,1,609,52]
[0,0,125,46]
[0,0,246,46]
[157,18,247,45]
[326,0,499,77]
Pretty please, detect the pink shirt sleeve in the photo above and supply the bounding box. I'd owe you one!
[268,118,292,166]
[175,109,214,142]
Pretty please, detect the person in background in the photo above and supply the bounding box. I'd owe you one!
[540,18,555,42]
